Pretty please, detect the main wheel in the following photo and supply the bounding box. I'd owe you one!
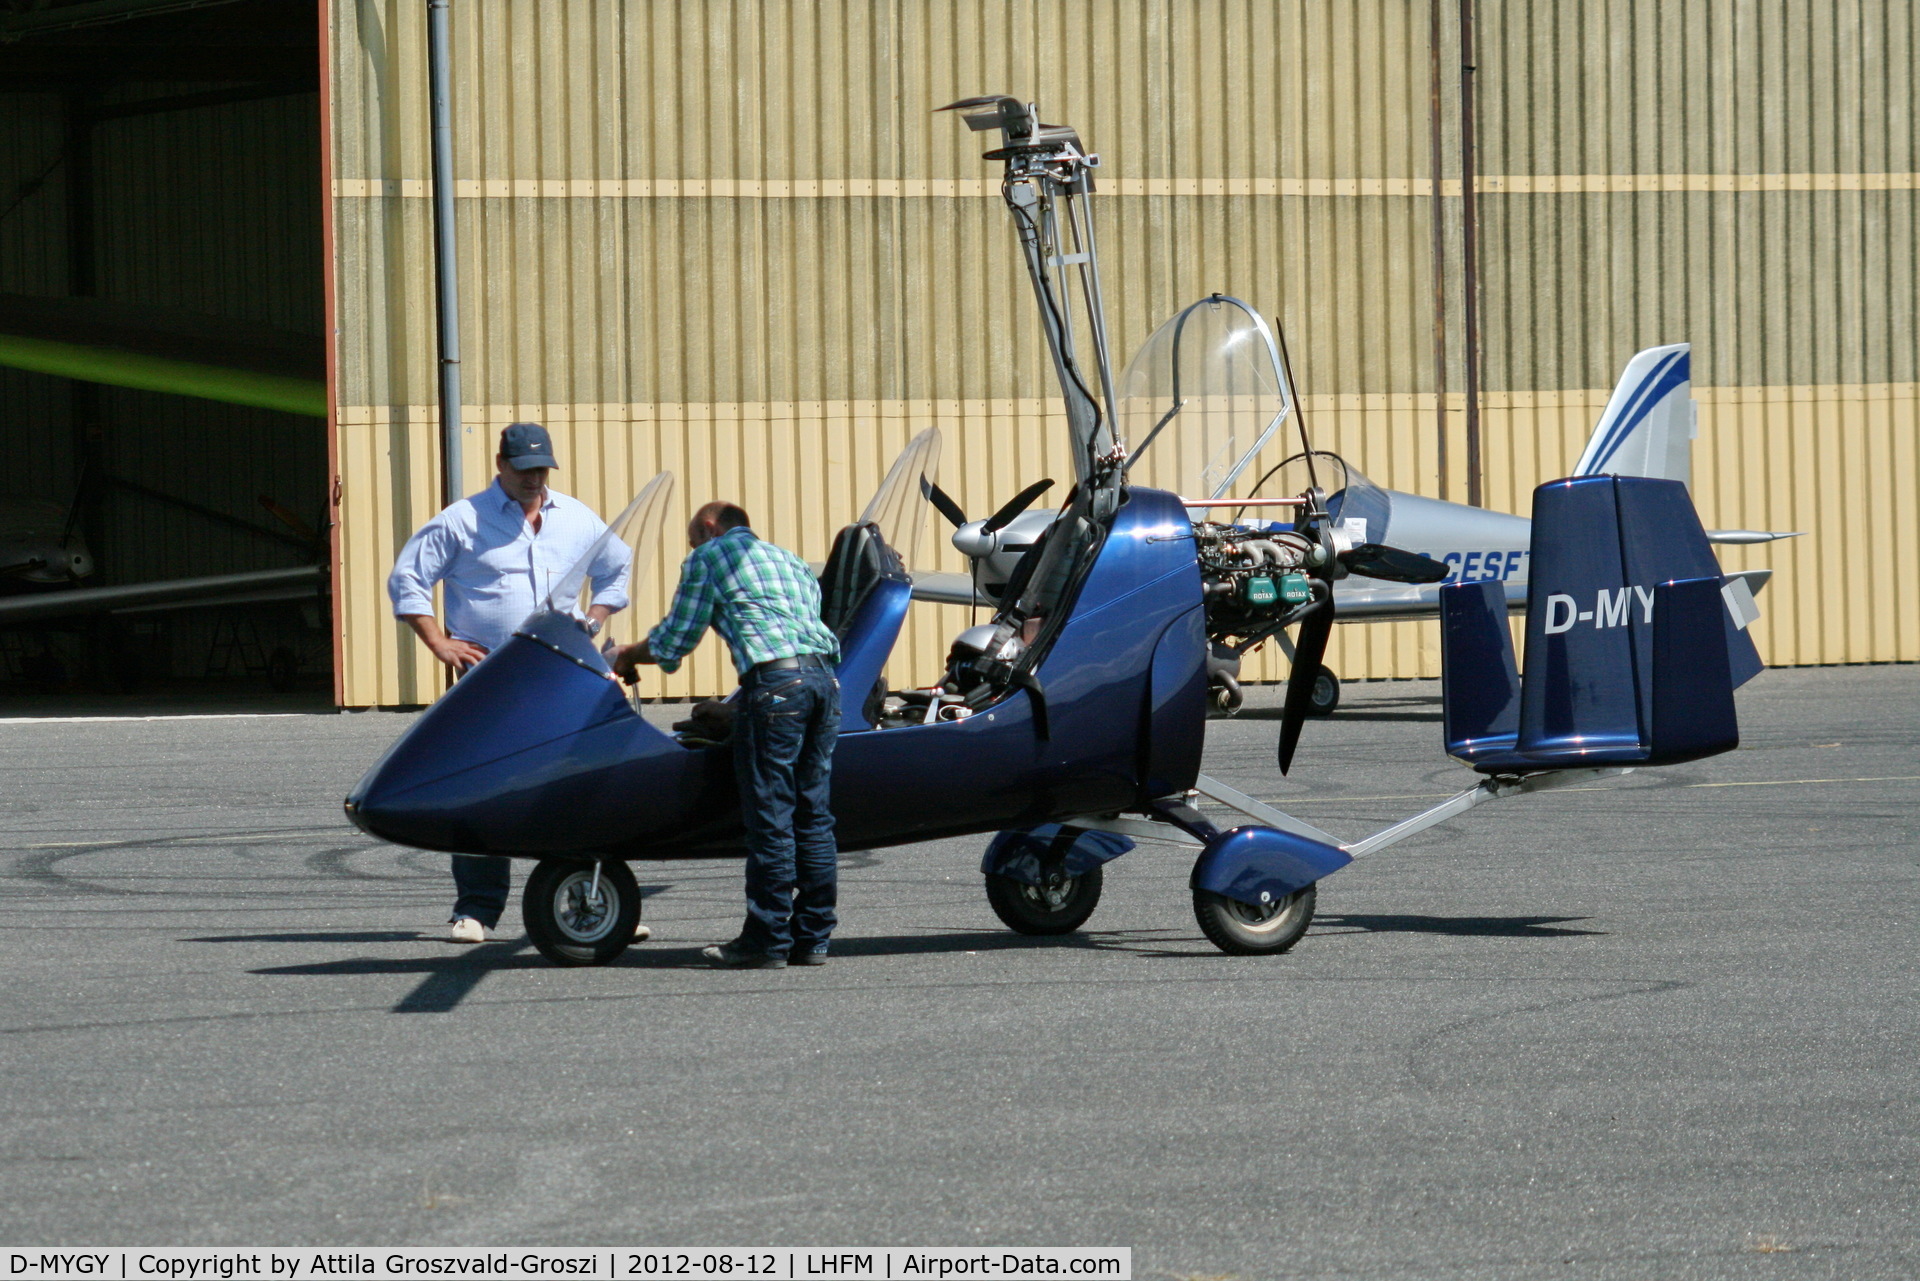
[1193,884,1316,956]
[984,866,1103,935]
[1306,666,1341,716]
[523,858,641,966]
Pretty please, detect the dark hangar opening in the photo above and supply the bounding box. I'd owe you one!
[0,0,328,708]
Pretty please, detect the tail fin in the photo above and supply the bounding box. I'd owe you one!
[1440,475,1762,773]
[1573,344,1694,484]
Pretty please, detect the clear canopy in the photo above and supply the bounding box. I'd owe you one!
[859,426,942,565]
[1117,294,1295,505]
[542,470,677,643]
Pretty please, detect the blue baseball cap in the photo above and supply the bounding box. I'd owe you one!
[499,422,558,470]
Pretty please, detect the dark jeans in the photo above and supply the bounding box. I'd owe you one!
[451,854,510,927]
[734,663,840,957]
[446,656,510,929]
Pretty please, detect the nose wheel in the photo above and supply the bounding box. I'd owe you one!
[523,858,641,966]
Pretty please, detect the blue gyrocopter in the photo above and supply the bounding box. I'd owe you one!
[346,99,1763,965]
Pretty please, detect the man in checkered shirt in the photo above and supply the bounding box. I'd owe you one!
[612,501,842,969]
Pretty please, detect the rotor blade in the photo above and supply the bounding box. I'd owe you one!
[982,478,1055,534]
[920,476,969,529]
[1277,601,1336,775]
[1337,543,1450,584]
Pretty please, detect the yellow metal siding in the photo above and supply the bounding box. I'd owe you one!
[327,0,1919,706]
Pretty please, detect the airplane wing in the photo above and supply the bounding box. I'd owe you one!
[908,571,990,607]
[0,566,322,624]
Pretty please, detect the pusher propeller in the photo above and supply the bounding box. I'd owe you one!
[1277,594,1336,775]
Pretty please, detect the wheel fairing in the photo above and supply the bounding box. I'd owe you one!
[1189,824,1353,907]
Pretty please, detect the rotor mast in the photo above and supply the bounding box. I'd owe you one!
[940,97,1119,500]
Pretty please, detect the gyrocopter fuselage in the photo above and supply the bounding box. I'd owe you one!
[346,98,1763,965]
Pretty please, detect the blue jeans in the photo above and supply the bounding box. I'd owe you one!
[446,657,511,929]
[452,854,510,927]
[734,663,840,957]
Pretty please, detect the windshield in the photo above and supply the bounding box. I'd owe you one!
[1117,294,1294,506]
[542,471,676,642]
[859,426,942,565]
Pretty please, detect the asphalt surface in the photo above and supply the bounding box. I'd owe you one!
[0,667,1915,1278]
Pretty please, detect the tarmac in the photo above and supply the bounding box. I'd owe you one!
[0,666,1915,1279]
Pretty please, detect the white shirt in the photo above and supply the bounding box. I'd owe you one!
[388,480,631,652]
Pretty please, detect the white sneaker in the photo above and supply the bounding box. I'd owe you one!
[633,924,653,942]
[449,917,486,943]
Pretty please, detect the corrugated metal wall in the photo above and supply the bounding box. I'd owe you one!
[327,0,1919,706]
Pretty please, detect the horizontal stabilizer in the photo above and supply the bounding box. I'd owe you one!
[1706,529,1803,545]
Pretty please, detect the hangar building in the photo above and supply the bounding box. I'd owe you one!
[2,0,1913,707]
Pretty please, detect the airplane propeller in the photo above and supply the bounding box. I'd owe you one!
[1277,540,1447,774]
[981,478,1056,533]
[1276,590,1335,775]
[922,476,1056,535]
[921,477,968,528]
[1338,543,1450,585]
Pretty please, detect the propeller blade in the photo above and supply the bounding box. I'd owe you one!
[1277,600,1336,775]
[1338,542,1450,584]
[982,478,1055,534]
[920,476,969,529]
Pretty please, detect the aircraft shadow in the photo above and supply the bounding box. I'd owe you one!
[1316,913,1603,938]
[189,931,432,944]
[240,920,1599,1013]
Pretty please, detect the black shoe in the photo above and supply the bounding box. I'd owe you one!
[702,940,787,969]
[790,946,828,967]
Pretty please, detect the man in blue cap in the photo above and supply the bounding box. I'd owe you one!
[389,422,638,943]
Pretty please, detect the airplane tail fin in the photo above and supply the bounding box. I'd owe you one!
[1573,344,1694,484]
[1440,474,1762,772]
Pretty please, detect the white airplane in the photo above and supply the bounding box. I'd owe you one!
[912,317,1799,716]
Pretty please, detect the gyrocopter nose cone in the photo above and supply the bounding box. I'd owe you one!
[346,616,634,852]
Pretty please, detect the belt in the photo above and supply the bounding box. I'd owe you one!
[751,652,832,676]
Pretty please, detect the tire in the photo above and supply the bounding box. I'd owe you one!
[1306,666,1340,717]
[984,865,1103,935]
[1193,884,1316,956]
[523,858,641,966]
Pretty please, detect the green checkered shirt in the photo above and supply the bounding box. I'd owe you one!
[647,526,840,676]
